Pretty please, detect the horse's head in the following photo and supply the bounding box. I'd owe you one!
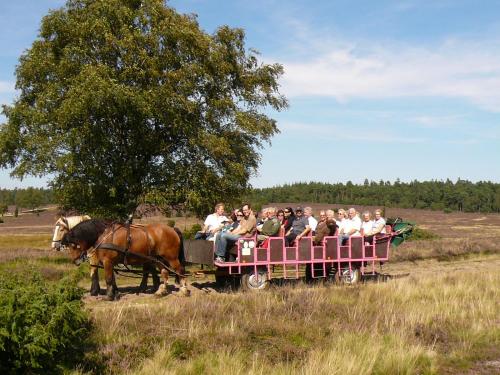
[52,217,69,250]
[52,215,92,251]
[61,231,90,266]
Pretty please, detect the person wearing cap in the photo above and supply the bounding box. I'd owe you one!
[195,203,228,241]
[285,207,310,246]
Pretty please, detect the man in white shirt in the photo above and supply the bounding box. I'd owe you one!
[195,203,228,241]
[304,206,318,232]
[340,208,361,244]
[364,209,386,237]
[361,211,374,235]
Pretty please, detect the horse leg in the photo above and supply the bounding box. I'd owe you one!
[88,248,100,296]
[138,263,156,293]
[152,267,160,291]
[154,266,170,297]
[112,272,119,298]
[170,258,190,297]
[103,259,116,301]
[138,266,149,293]
[90,266,100,296]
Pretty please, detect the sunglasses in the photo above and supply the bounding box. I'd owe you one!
[236,214,243,217]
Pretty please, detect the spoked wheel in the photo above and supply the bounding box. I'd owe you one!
[241,268,269,291]
[341,267,361,284]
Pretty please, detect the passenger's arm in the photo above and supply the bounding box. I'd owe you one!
[371,222,385,235]
[296,225,311,241]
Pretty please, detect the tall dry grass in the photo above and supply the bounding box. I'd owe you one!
[83,256,500,374]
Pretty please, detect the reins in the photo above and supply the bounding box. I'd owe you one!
[95,242,186,278]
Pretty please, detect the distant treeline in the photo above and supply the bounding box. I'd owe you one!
[0,187,54,210]
[2,179,500,214]
[245,180,500,213]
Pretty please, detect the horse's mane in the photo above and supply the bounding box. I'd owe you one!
[62,219,108,246]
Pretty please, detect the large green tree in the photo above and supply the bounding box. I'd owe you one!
[0,0,287,218]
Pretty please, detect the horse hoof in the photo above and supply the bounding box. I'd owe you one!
[103,295,115,301]
[154,290,169,298]
[180,287,191,297]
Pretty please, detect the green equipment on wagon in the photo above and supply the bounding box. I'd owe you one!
[386,217,415,247]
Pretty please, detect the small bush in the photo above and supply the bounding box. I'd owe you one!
[407,226,440,241]
[0,270,90,373]
[182,224,202,239]
[443,208,453,213]
[167,219,176,228]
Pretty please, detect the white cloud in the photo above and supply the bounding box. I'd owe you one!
[280,38,500,113]
[0,81,15,94]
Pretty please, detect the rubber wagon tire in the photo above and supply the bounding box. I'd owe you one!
[341,267,361,285]
[241,268,269,292]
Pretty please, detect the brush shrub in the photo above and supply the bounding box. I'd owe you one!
[407,226,440,241]
[0,270,90,374]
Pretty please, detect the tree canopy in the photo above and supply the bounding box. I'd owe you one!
[0,0,287,218]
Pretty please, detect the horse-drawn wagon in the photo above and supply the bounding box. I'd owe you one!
[54,216,414,296]
[183,231,397,291]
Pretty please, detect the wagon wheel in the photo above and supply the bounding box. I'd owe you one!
[341,267,361,285]
[241,268,269,291]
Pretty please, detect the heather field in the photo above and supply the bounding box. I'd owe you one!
[1,207,499,374]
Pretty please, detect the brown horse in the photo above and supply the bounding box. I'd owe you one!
[62,219,189,300]
[52,216,160,296]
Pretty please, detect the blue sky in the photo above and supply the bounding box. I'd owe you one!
[1,0,499,189]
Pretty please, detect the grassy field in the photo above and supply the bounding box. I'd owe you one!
[1,207,500,374]
[77,255,500,375]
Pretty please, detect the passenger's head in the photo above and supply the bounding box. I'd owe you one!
[267,207,276,218]
[326,209,335,220]
[261,208,269,219]
[348,208,356,219]
[319,210,326,221]
[284,207,294,218]
[235,209,243,221]
[241,203,251,218]
[362,211,371,222]
[277,209,285,221]
[295,207,303,217]
[304,207,313,217]
[214,203,225,215]
[375,209,383,220]
[337,209,346,220]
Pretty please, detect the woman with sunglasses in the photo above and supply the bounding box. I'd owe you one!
[282,207,295,233]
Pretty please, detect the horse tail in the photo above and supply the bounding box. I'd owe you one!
[173,227,185,265]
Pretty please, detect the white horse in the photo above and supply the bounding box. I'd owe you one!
[52,215,159,296]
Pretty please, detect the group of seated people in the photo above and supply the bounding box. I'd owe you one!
[195,203,387,263]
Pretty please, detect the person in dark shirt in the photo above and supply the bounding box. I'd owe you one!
[314,210,337,244]
[282,207,295,233]
[284,207,310,246]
